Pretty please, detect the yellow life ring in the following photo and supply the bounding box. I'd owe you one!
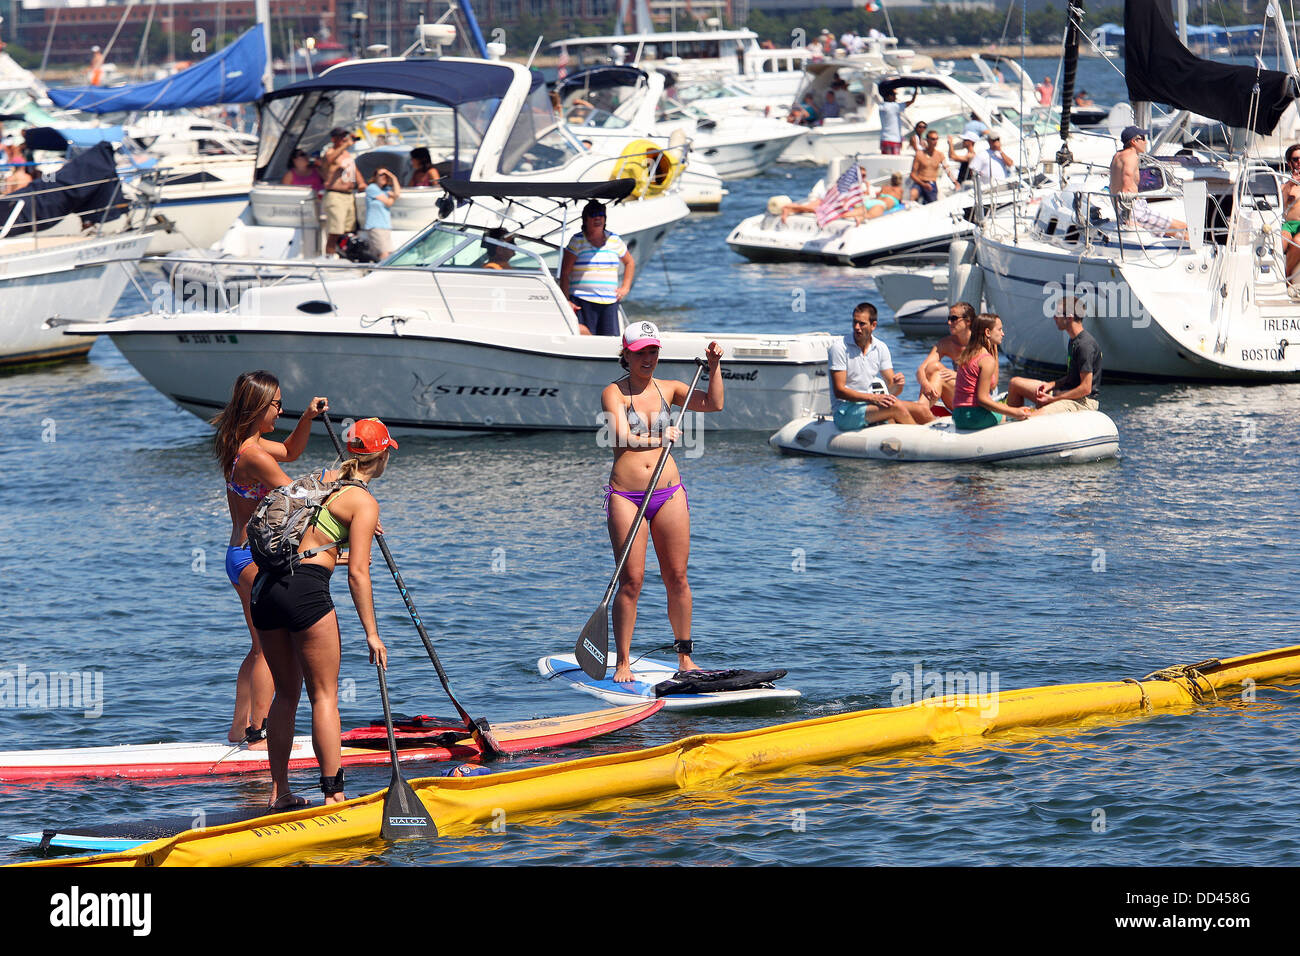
[363,119,399,138]
[611,139,681,199]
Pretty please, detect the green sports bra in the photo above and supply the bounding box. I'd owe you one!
[311,490,351,549]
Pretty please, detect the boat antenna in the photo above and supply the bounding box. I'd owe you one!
[1056,0,1084,183]
[525,35,544,70]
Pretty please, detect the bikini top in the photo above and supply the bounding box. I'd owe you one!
[622,379,672,436]
[226,451,270,501]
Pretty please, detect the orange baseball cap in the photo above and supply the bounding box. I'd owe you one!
[348,417,399,453]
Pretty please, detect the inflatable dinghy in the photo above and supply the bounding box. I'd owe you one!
[770,411,1119,464]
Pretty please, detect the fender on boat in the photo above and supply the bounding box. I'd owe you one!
[769,411,1119,464]
[15,645,1300,868]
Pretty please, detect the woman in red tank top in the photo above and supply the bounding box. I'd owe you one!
[951,313,1034,431]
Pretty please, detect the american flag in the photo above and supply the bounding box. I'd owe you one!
[816,165,867,227]
[557,47,570,81]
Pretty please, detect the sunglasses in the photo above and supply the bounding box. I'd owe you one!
[270,398,283,411]
[947,315,964,322]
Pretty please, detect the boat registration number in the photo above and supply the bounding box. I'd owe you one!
[175,333,239,344]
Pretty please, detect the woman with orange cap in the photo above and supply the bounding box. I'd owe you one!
[250,417,395,808]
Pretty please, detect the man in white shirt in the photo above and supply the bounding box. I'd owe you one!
[878,87,917,155]
[970,133,1015,185]
[829,302,935,430]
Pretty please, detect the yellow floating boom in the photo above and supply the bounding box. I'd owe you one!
[16,645,1300,868]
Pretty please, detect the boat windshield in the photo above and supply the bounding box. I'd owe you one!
[560,79,639,130]
[257,87,502,183]
[997,105,1066,136]
[499,83,583,174]
[387,222,553,270]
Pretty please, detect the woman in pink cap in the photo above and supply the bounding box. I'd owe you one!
[250,417,394,808]
[601,322,724,683]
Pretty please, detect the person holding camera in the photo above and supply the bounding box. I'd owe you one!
[322,126,366,255]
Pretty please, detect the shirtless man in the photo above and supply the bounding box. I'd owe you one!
[1281,143,1300,296]
[1110,126,1187,240]
[909,130,955,204]
[322,126,367,255]
[915,300,975,410]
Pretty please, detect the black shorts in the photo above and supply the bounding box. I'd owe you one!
[250,564,335,633]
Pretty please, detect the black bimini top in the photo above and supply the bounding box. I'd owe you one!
[441,179,638,202]
[555,65,647,97]
[877,76,956,96]
[263,59,542,108]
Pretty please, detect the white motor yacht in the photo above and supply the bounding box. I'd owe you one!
[558,65,798,182]
[65,205,834,434]
[175,53,688,282]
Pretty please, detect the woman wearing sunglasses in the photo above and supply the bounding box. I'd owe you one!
[210,371,327,748]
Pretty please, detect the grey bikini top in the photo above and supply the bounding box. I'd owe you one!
[622,379,672,436]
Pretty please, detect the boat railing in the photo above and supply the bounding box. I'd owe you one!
[0,166,163,245]
[130,224,569,324]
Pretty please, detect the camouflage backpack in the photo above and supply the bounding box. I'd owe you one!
[246,473,366,575]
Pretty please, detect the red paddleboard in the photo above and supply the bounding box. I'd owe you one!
[0,702,662,782]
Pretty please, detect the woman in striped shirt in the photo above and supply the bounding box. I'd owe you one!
[559,201,636,336]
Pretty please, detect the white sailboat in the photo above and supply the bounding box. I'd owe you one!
[976,0,1300,382]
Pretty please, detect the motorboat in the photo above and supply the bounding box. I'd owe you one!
[770,411,1119,464]
[174,52,689,283]
[726,155,1016,267]
[553,65,726,209]
[551,25,811,102]
[65,185,836,434]
[871,252,952,337]
[557,65,798,182]
[0,144,159,369]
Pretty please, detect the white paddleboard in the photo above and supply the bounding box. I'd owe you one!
[538,654,801,711]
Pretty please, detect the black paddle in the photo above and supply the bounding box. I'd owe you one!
[374,664,439,841]
[319,409,506,761]
[575,357,708,680]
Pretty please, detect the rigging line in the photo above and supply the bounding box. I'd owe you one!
[134,0,160,74]
[102,0,138,63]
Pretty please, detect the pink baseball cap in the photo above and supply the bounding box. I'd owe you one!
[622,321,661,351]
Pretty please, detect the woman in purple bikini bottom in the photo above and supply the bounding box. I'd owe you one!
[600,320,725,684]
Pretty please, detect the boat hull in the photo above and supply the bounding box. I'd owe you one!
[977,229,1300,382]
[96,322,833,433]
[0,233,154,370]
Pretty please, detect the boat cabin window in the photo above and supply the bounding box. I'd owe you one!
[500,84,582,174]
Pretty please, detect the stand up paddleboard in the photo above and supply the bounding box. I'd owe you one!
[539,654,801,711]
[9,804,310,854]
[0,703,662,782]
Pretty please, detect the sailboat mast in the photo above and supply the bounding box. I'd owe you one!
[255,0,273,95]
[1056,0,1082,173]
